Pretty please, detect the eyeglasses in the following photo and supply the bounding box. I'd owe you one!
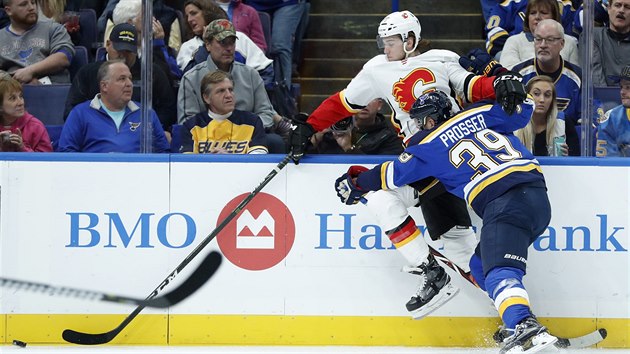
[533,37,563,44]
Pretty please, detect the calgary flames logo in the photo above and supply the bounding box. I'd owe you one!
[392,68,436,112]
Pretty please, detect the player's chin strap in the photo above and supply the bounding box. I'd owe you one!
[403,36,419,59]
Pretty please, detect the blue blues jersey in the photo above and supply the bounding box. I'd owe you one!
[486,0,576,56]
[512,57,582,125]
[356,99,545,216]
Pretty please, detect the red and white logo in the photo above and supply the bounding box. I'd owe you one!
[216,192,295,271]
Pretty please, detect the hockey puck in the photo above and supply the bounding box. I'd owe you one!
[12,339,27,348]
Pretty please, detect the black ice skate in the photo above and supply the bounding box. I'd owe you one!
[403,254,459,319]
[500,317,558,354]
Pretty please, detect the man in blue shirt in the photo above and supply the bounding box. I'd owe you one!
[59,60,170,153]
[597,64,630,156]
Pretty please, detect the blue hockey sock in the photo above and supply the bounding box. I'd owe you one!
[485,267,532,329]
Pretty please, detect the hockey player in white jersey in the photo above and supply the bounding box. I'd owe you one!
[288,10,527,319]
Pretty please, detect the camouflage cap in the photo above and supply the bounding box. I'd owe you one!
[203,19,237,42]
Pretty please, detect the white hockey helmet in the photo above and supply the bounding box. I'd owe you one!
[377,10,421,55]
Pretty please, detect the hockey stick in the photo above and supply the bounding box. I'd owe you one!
[62,154,292,345]
[1,251,222,308]
[429,246,608,349]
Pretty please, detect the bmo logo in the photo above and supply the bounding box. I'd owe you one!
[216,192,295,270]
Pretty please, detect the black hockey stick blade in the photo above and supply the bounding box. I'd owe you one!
[139,251,222,308]
[0,251,221,309]
[62,154,292,345]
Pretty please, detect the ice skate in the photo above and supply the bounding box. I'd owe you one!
[403,254,459,319]
[500,317,558,354]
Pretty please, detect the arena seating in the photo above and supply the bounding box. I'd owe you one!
[24,84,71,126]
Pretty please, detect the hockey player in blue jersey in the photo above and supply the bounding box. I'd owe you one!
[334,77,558,353]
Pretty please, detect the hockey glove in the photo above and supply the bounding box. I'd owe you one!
[288,113,316,164]
[334,165,369,205]
[458,48,506,77]
[493,71,527,115]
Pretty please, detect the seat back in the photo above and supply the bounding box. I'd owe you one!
[95,46,106,62]
[257,11,272,56]
[78,8,98,52]
[594,86,620,112]
[170,124,182,153]
[69,46,89,81]
[23,84,71,125]
[45,125,64,152]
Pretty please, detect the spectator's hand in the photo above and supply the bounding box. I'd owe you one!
[0,129,23,152]
[288,113,316,164]
[493,71,526,115]
[153,18,165,40]
[0,131,10,151]
[332,131,352,151]
[12,68,35,84]
[459,48,505,77]
[210,147,229,154]
[559,143,569,156]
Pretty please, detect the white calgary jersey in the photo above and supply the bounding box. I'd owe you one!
[342,49,475,142]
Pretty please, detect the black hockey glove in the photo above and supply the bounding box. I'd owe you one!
[459,48,506,77]
[334,165,369,205]
[493,71,527,115]
[288,113,316,164]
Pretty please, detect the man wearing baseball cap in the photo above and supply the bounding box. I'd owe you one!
[64,23,177,137]
[177,19,285,153]
[597,65,630,156]
[178,19,275,135]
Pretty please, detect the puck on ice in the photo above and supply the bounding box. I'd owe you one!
[12,339,27,347]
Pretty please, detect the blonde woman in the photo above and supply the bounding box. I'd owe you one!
[515,75,579,156]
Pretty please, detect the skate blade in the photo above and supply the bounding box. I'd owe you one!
[505,333,558,354]
[410,282,459,320]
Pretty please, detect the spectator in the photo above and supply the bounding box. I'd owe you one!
[106,0,182,79]
[178,19,273,128]
[59,60,170,152]
[181,70,267,153]
[512,19,582,125]
[0,0,75,84]
[515,75,579,156]
[572,0,610,35]
[245,0,306,87]
[177,0,272,85]
[215,0,266,52]
[37,0,64,22]
[64,23,177,135]
[580,0,630,86]
[308,98,403,155]
[485,0,575,58]
[102,0,182,53]
[596,65,630,156]
[501,0,580,69]
[0,76,52,151]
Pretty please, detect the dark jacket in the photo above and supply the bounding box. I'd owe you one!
[309,113,404,155]
[64,59,177,131]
